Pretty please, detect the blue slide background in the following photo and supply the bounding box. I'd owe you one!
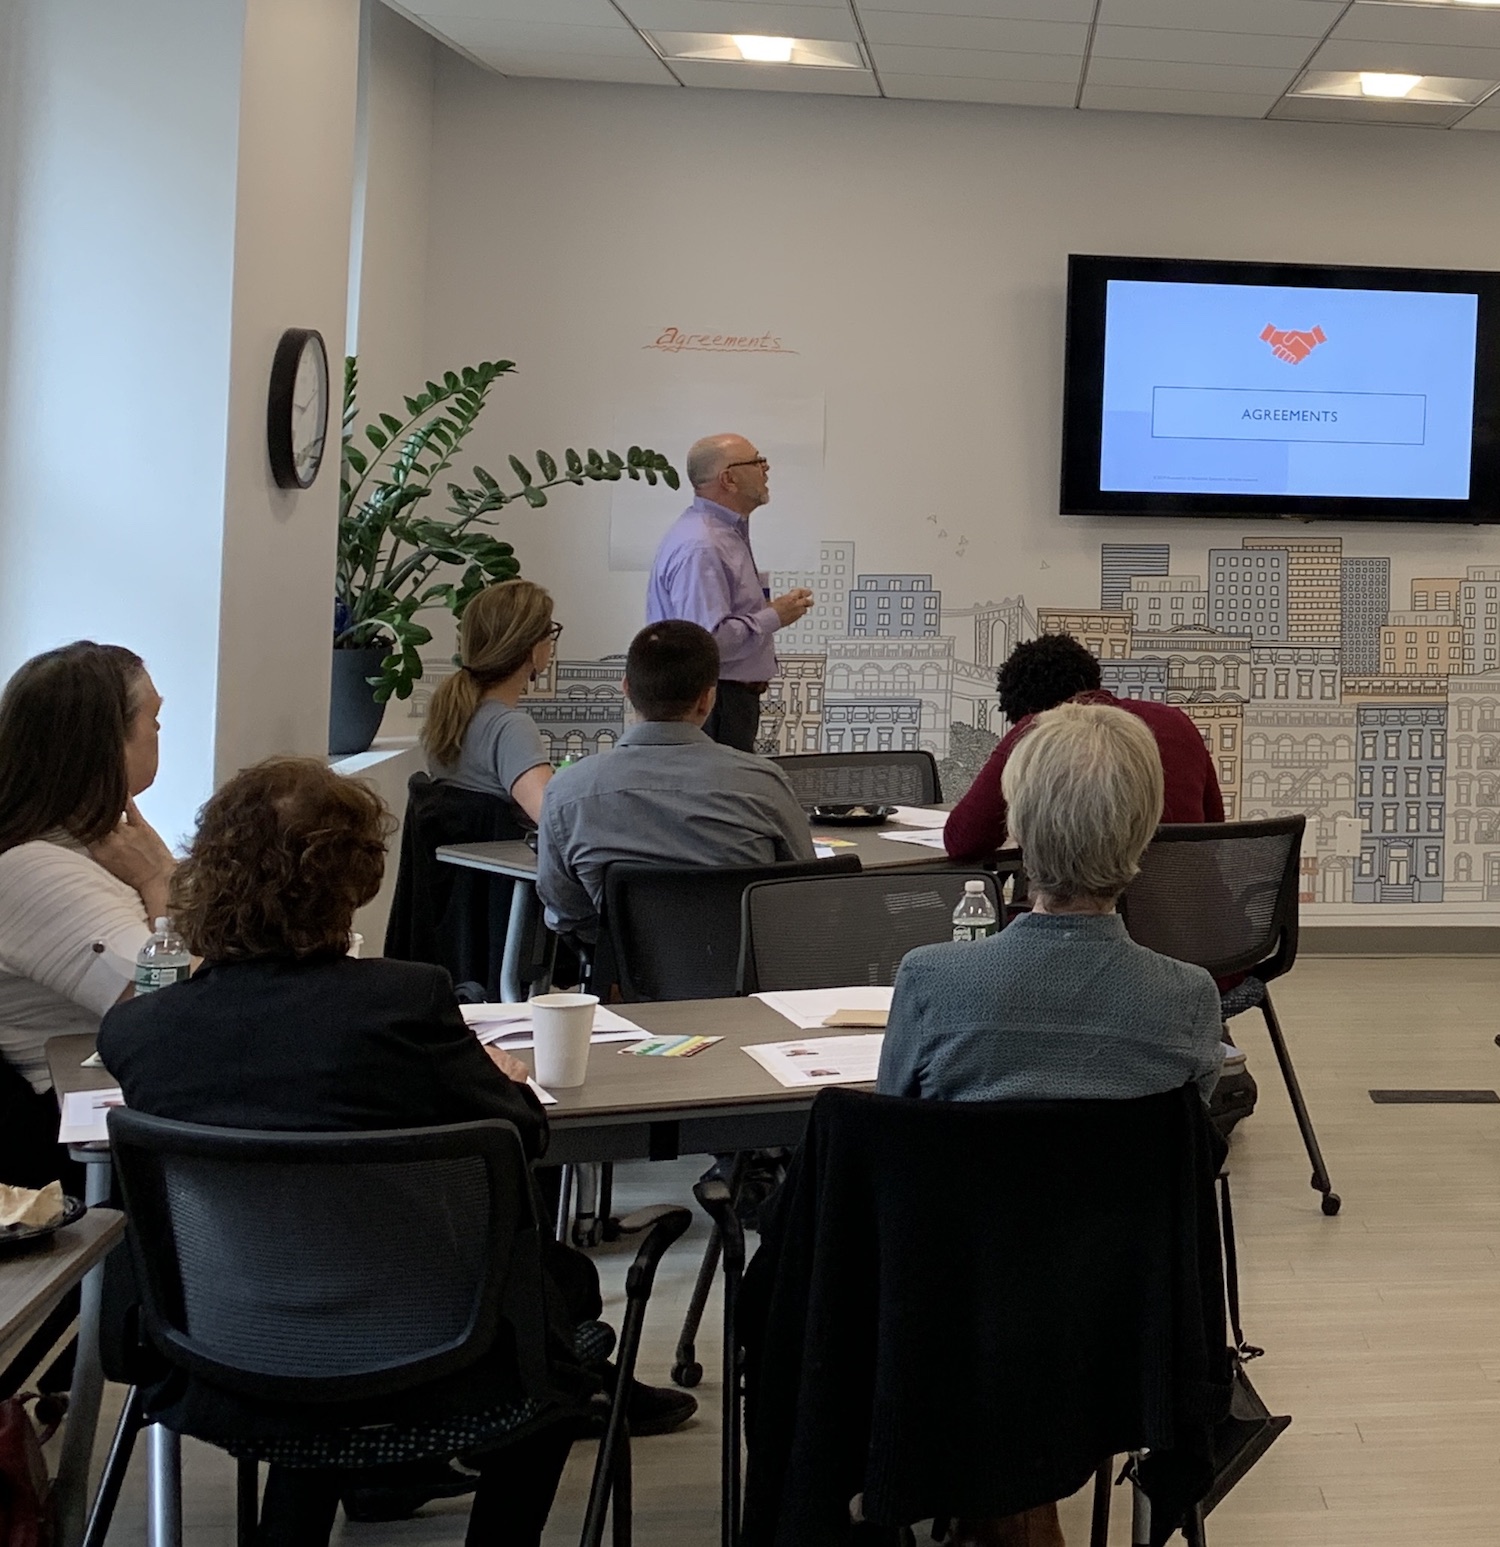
[1099,280,1478,499]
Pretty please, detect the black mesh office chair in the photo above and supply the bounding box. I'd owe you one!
[92,1112,689,1547]
[771,751,941,807]
[1120,815,1340,1216]
[594,854,861,1002]
[737,869,1001,994]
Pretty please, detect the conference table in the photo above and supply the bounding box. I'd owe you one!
[436,809,960,1002]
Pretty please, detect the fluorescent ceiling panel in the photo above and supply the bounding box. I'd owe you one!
[1269,93,1468,124]
[649,31,864,66]
[619,1,858,37]
[1291,69,1498,103]
[666,57,879,90]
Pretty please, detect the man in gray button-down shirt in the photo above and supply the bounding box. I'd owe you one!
[536,621,816,943]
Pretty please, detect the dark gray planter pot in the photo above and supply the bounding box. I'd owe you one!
[329,646,389,757]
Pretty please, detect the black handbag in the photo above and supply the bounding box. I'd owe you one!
[1203,1174,1291,1516]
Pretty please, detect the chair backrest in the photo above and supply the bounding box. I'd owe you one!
[1120,816,1304,981]
[742,1084,1228,1538]
[771,751,941,807]
[738,869,1000,993]
[384,772,541,997]
[109,1112,549,1405]
[599,855,861,1002]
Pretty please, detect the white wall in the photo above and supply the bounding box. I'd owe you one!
[0,0,361,844]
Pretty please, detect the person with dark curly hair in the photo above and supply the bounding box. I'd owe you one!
[98,757,693,1546]
[944,632,1223,862]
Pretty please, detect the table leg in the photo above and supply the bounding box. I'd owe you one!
[54,1154,114,1547]
[501,879,539,1004]
[146,1426,182,1547]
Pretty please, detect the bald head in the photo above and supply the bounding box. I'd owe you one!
[686,432,769,518]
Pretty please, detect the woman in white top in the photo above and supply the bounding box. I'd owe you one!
[421,579,561,824]
[0,642,178,1185]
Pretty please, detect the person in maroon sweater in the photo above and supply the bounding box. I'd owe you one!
[945,632,1224,862]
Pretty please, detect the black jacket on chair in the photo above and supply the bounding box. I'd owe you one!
[96,954,599,1445]
[739,1085,1231,1547]
[384,772,528,998]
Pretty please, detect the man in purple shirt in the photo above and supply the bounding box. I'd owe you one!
[646,433,813,751]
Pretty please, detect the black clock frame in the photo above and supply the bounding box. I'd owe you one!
[267,326,329,490]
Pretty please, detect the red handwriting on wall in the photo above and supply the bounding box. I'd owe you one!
[647,327,797,355]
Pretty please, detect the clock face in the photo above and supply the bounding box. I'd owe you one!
[267,328,330,490]
[291,338,328,484]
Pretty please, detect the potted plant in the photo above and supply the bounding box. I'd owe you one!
[332,357,679,755]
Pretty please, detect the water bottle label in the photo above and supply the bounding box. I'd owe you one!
[133,963,188,994]
[952,923,998,943]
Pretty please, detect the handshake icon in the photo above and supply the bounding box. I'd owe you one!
[1260,323,1326,365]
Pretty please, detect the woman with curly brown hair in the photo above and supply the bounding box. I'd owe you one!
[98,756,690,1546]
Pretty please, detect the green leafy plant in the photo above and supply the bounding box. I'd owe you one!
[336,357,679,702]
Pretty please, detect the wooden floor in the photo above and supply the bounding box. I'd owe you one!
[83,956,1500,1545]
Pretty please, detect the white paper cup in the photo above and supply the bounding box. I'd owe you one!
[530,993,598,1089]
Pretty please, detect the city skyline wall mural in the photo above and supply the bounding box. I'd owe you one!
[406,533,1500,911]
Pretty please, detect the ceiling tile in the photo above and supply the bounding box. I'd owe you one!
[618,1,857,37]
[857,13,1088,51]
[1452,98,1500,130]
[1309,36,1500,76]
[1268,92,1465,126]
[667,58,881,90]
[414,18,643,55]
[1093,0,1343,35]
[880,72,1077,104]
[855,0,1096,18]
[1080,83,1280,116]
[1084,56,1297,93]
[1090,24,1317,68]
[1332,1,1500,48]
[402,0,615,20]
[867,44,1083,80]
[465,49,681,82]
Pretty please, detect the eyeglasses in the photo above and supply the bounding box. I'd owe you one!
[544,622,564,643]
[724,456,770,472]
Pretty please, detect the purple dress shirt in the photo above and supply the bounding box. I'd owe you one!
[646,497,780,682]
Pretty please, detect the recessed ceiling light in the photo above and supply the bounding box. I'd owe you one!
[647,31,866,70]
[733,35,794,64]
[1291,69,1495,105]
[1359,71,1423,97]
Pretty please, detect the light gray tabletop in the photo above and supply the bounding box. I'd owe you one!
[0,1207,124,1373]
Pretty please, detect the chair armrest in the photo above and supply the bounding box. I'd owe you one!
[615,1205,692,1302]
[692,1178,746,1275]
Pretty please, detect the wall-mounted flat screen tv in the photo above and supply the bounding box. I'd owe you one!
[1060,254,1500,523]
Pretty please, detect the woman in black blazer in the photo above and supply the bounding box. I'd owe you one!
[99,756,687,1547]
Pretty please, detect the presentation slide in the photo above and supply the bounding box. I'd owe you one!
[1098,279,1479,501]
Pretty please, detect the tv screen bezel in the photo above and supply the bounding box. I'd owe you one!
[1060,253,1500,524]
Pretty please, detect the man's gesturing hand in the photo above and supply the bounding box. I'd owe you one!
[772,588,814,627]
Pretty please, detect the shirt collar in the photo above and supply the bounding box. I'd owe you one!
[1009,910,1127,939]
[691,495,747,529]
[617,720,713,748]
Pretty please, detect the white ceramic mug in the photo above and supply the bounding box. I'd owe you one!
[531,993,598,1089]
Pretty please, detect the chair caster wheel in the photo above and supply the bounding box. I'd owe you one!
[1321,1193,1341,1216]
[671,1360,702,1388]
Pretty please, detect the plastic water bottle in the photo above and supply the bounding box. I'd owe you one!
[951,881,998,943]
[134,918,191,994]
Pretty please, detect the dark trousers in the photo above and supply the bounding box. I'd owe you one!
[704,679,764,753]
[258,1424,574,1547]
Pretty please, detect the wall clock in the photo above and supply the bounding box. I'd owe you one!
[267,327,329,489]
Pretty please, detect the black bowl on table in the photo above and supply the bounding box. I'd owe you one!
[806,803,895,827]
[0,1196,87,1256]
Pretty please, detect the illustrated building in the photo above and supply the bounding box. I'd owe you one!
[1209,548,1287,641]
[1345,677,1448,904]
[1410,576,1463,613]
[1379,612,1463,679]
[1459,567,1500,674]
[848,575,942,638]
[1100,543,1169,611]
[757,654,826,756]
[1445,670,1500,901]
[1248,642,1341,706]
[941,597,1035,671]
[1241,536,1342,644]
[773,538,855,652]
[1340,556,1389,675]
[822,698,922,754]
[1099,660,1169,703]
[1128,625,1250,699]
[1184,701,1244,822]
[1036,607,1133,661]
[823,635,955,759]
[1122,574,1206,633]
[524,657,626,762]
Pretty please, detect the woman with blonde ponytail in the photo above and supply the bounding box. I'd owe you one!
[422,579,560,823]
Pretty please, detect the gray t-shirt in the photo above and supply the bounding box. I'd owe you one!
[429,700,550,805]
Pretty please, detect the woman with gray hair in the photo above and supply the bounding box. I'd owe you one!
[875,702,1223,1547]
[877,700,1224,1107]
